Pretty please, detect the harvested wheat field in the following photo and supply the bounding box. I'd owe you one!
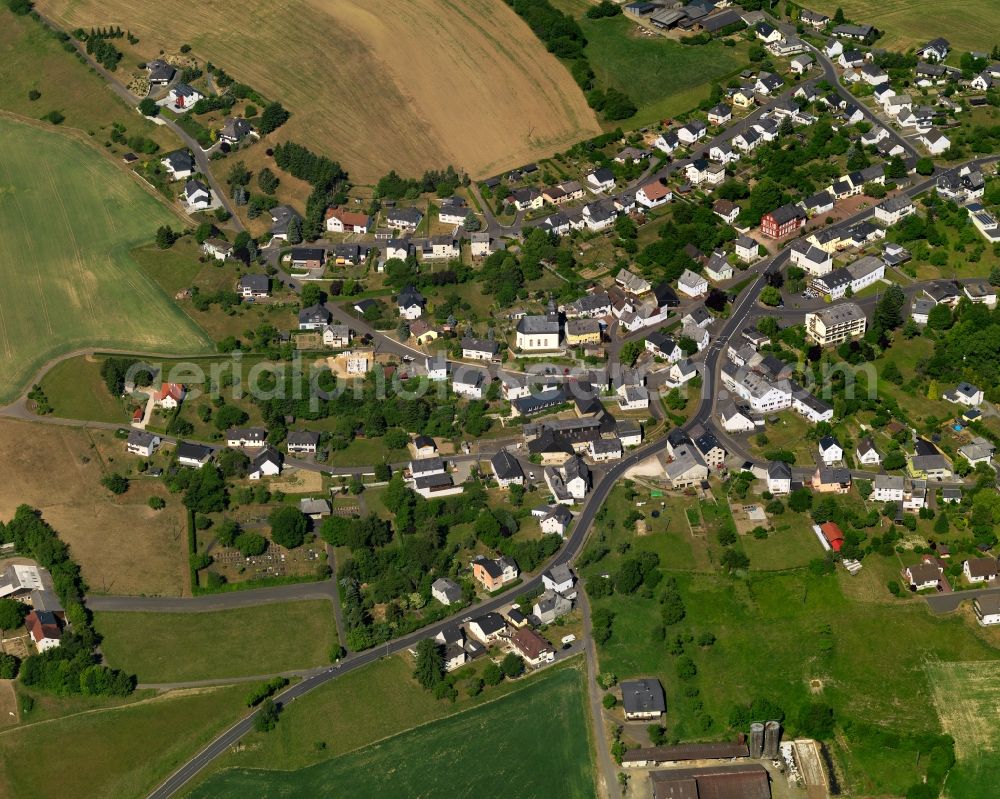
[38,0,602,182]
[0,419,188,597]
[926,659,1000,759]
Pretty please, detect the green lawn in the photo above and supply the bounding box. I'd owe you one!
[187,663,595,799]
[39,354,127,422]
[581,17,748,127]
[94,601,336,682]
[0,685,246,799]
[0,116,211,404]
[590,564,999,795]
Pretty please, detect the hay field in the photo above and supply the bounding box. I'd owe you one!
[0,419,188,596]
[926,660,1000,759]
[0,116,211,403]
[810,0,1000,53]
[36,0,602,182]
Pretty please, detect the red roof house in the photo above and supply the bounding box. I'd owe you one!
[820,522,845,552]
[152,382,185,408]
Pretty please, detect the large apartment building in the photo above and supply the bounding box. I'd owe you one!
[805,302,867,346]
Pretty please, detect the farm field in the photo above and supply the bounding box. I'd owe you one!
[36,0,602,182]
[0,116,211,404]
[0,419,189,596]
[94,601,337,682]
[581,16,749,128]
[0,685,246,799]
[809,0,1000,53]
[187,662,595,799]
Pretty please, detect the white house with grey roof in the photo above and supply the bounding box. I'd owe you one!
[677,269,708,298]
[515,311,560,351]
[490,449,524,488]
[126,430,160,457]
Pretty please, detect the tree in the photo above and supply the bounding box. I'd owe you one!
[300,283,326,307]
[873,283,905,333]
[413,639,444,689]
[0,599,28,632]
[602,693,617,709]
[915,157,935,175]
[883,451,906,470]
[287,216,303,245]
[760,286,782,306]
[269,506,307,549]
[788,487,813,512]
[258,102,290,135]
[886,155,907,179]
[620,340,644,366]
[797,702,835,739]
[226,160,251,186]
[148,496,166,510]
[138,98,158,117]
[257,167,279,194]
[927,303,952,330]
[934,511,949,534]
[833,7,845,24]
[155,225,176,249]
[253,697,280,732]
[0,653,19,680]
[235,531,267,556]
[676,656,697,680]
[101,474,129,495]
[500,653,525,679]
[217,447,251,478]
[483,661,503,686]
[678,336,698,357]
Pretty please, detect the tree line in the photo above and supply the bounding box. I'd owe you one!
[0,506,134,696]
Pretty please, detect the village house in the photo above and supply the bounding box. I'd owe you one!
[183,179,213,211]
[152,382,185,410]
[126,429,160,457]
[766,460,792,494]
[490,449,524,488]
[161,149,195,181]
[468,612,508,644]
[535,503,573,536]
[461,337,500,361]
[176,441,213,468]
[856,438,881,466]
[227,427,268,449]
[219,117,252,145]
[872,474,904,502]
[677,269,708,298]
[975,594,1000,626]
[386,206,423,231]
[905,560,943,591]
[202,237,234,262]
[26,610,62,652]
[472,556,519,592]
[532,590,573,626]
[509,627,555,667]
[636,180,672,209]
[452,367,485,399]
[621,678,666,721]
[943,382,984,407]
[397,285,425,320]
[322,324,351,348]
[963,557,997,585]
[812,466,851,494]
[286,430,320,455]
[325,206,371,234]
[805,303,867,347]
[299,304,331,330]
[248,446,282,480]
[432,577,463,606]
[238,273,270,299]
[515,310,560,351]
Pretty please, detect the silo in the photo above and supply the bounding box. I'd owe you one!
[750,722,765,758]
[763,720,782,759]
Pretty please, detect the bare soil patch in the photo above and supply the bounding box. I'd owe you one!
[0,419,187,596]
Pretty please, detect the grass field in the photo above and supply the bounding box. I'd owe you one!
[0,685,246,799]
[37,0,602,182]
[809,0,1000,53]
[94,601,336,682]
[0,8,174,151]
[38,355,127,422]
[588,554,1000,794]
[0,418,188,596]
[581,17,749,128]
[0,116,211,404]
[187,663,594,799]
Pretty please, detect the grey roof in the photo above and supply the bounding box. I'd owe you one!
[621,678,666,715]
[387,207,424,225]
[127,429,158,447]
[411,456,445,475]
[176,441,213,462]
[163,149,195,172]
[397,285,425,309]
[470,611,507,635]
[767,460,792,479]
[462,337,500,355]
[516,314,559,335]
[298,304,331,324]
[239,274,270,292]
[221,117,251,140]
[490,449,524,481]
[287,430,320,447]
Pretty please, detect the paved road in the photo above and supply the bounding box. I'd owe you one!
[926,585,1000,614]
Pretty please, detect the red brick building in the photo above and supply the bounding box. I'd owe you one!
[761,203,806,238]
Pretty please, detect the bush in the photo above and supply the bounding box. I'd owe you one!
[28,89,40,101]
[602,693,617,709]
[0,654,20,680]
[500,653,525,679]
[43,110,65,125]
[101,473,129,495]
[138,97,158,117]
[148,496,166,510]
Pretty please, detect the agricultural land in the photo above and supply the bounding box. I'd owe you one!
[0,115,211,404]
[35,0,603,182]
[187,661,594,799]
